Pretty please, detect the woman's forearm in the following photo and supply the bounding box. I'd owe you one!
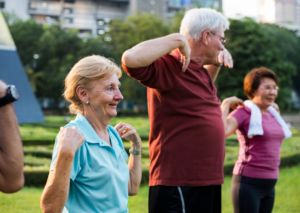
[127,142,142,196]
[221,97,240,137]
[40,149,74,213]
[221,99,230,134]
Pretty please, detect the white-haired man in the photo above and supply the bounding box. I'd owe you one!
[122,8,233,212]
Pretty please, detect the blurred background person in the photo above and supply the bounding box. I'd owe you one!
[40,55,142,213]
[221,67,292,213]
[0,79,24,193]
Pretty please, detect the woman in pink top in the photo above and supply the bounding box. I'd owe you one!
[221,67,284,213]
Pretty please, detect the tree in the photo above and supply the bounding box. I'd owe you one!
[3,13,45,92]
[102,12,170,103]
[35,26,117,112]
[216,18,297,108]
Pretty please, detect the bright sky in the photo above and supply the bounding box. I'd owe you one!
[223,0,259,20]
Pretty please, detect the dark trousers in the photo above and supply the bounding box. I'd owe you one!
[231,175,277,213]
[149,185,221,213]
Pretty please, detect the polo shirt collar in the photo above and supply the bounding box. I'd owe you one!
[73,113,101,143]
[171,49,203,71]
[73,114,122,158]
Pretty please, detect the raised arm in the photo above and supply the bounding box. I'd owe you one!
[115,123,142,196]
[0,80,24,193]
[204,48,234,83]
[221,97,244,137]
[122,33,191,72]
[40,126,85,213]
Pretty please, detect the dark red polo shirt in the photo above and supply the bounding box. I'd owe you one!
[122,50,225,186]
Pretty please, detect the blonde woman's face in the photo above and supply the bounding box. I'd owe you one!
[88,73,123,118]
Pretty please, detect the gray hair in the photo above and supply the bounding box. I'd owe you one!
[180,8,230,40]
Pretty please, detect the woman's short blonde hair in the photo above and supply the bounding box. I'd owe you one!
[63,55,122,114]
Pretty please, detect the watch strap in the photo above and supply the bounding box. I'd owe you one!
[129,148,142,155]
[0,86,16,108]
[213,63,223,67]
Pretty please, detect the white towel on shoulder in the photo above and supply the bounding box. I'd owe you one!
[244,100,292,139]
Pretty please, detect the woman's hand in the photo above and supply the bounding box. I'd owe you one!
[41,126,85,213]
[221,96,242,137]
[58,126,85,155]
[115,123,142,196]
[223,96,244,110]
[115,123,142,147]
[272,102,280,113]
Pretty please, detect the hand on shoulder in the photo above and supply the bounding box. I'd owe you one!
[114,123,141,147]
[223,96,244,110]
[57,126,85,155]
[177,34,191,72]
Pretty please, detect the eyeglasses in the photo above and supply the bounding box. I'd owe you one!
[210,31,227,45]
[260,85,280,92]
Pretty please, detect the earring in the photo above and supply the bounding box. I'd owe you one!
[86,100,89,104]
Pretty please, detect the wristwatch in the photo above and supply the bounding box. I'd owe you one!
[129,148,143,155]
[0,85,19,108]
[213,63,223,67]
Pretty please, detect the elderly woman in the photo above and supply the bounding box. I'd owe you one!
[40,55,142,213]
[221,67,291,213]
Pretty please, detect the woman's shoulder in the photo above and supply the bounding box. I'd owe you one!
[231,106,251,116]
[64,120,78,128]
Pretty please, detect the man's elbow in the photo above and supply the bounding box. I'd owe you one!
[122,51,138,68]
[0,175,24,193]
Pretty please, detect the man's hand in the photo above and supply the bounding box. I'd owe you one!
[216,48,233,68]
[178,36,191,72]
[58,126,85,155]
[0,80,8,98]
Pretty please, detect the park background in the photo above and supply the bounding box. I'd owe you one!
[1,0,300,212]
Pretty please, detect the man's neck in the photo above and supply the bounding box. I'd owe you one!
[189,42,210,65]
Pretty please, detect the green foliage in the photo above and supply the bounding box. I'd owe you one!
[4,13,118,111]
[101,12,170,102]
[216,18,297,108]
[105,12,169,59]
[4,12,300,108]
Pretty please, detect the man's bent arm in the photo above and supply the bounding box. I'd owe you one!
[204,48,233,83]
[204,65,221,83]
[0,80,24,193]
[122,33,189,69]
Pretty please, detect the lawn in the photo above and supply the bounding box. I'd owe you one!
[1,164,299,213]
[19,116,150,140]
[10,115,300,212]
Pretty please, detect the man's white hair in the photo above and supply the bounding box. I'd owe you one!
[180,8,230,40]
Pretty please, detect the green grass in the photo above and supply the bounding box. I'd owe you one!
[19,116,150,140]
[0,187,42,213]
[20,116,300,174]
[1,165,299,213]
